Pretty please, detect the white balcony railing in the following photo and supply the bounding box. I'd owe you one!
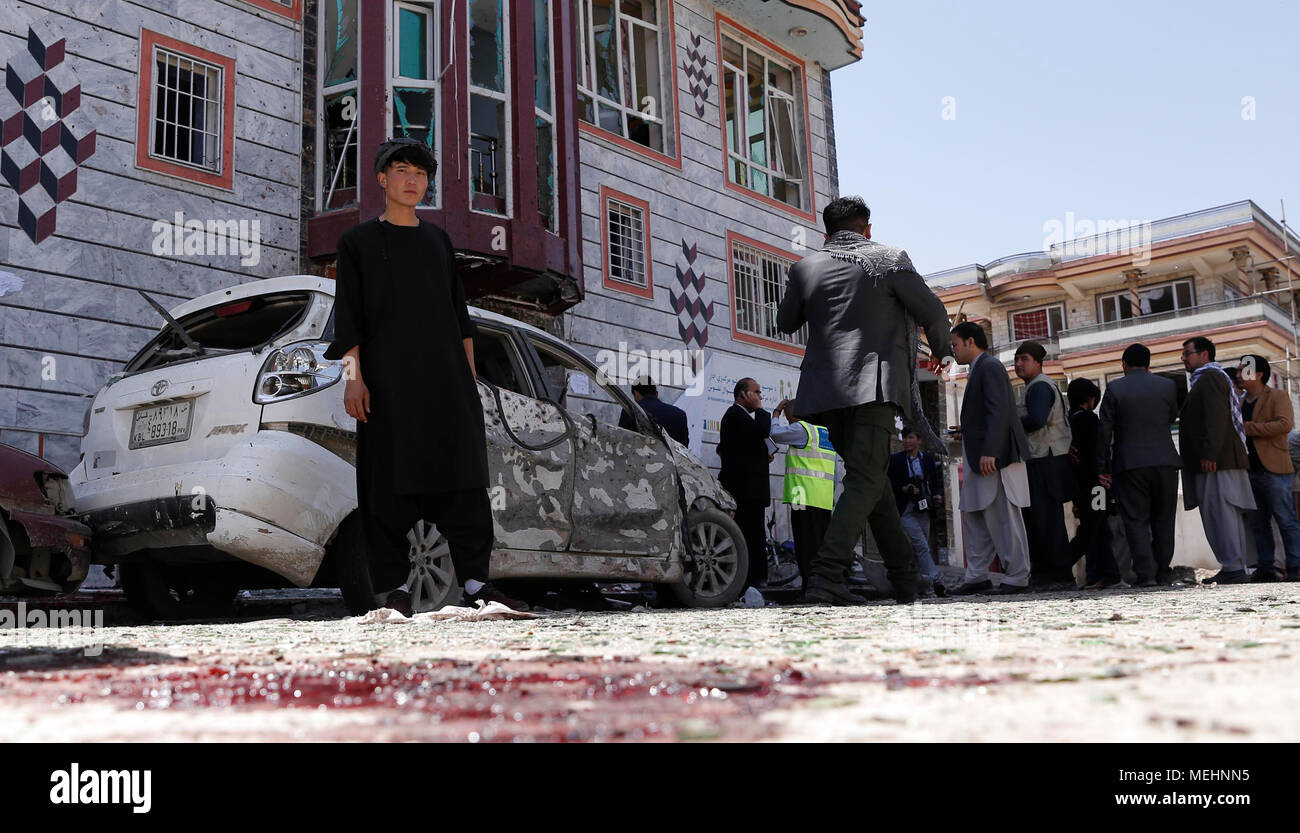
[1058,296,1295,353]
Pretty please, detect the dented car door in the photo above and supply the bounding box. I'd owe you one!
[473,329,576,552]
[524,338,679,558]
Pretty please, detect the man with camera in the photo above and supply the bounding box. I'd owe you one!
[888,427,946,596]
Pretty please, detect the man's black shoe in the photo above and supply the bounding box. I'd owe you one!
[951,579,992,596]
[375,587,413,617]
[1136,576,1158,588]
[933,581,948,598]
[1155,570,1174,585]
[1252,567,1280,583]
[1287,567,1300,582]
[464,582,530,611]
[1201,569,1248,585]
[804,575,865,606]
[894,585,919,605]
[989,582,1029,595]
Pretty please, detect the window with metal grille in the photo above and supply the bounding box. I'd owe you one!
[150,48,223,172]
[607,198,647,288]
[1009,304,1064,341]
[731,238,805,348]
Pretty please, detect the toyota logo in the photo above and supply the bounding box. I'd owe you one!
[151,380,169,397]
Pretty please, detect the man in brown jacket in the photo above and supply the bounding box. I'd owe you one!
[1238,355,1300,581]
[1179,337,1255,584]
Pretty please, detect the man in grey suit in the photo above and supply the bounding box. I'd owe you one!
[777,196,953,605]
[1096,343,1182,585]
[949,322,1032,594]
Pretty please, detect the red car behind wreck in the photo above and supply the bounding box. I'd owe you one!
[0,443,93,596]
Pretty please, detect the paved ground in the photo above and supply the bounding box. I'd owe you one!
[2,576,1298,741]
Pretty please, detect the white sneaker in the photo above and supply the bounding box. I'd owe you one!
[741,586,766,608]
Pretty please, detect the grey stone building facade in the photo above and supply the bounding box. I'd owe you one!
[0,0,304,467]
[2,0,868,550]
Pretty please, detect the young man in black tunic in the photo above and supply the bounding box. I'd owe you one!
[324,138,520,612]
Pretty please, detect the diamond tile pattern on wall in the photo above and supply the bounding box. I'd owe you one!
[1,21,97,244]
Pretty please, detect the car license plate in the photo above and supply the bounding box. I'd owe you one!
[130,401,193,449]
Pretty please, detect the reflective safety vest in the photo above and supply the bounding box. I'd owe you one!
[783,421,836,509]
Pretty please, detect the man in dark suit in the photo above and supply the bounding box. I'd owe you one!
[949,322,1032,595]
[1068,378,1120,588]
[717,377,772,597]
[1096,343,1182,585]
[888,427,946,596]
[619,376,689,446]
[1178,336,1255,584]
[776,196,953,605]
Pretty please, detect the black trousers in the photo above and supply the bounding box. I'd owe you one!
[1072,501,1119,584]
[363,488,494,592]
[735,499,769,590]
[1114,466,1179,580]
[789,505,832,584]
[1023,458,1073,582]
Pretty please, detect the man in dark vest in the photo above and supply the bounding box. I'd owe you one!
[325,138,521,613]
[717,377,772,601]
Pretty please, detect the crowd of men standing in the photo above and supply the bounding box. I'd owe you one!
[634,195,1300,606]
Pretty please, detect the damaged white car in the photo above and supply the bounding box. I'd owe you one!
[70,276,745,619]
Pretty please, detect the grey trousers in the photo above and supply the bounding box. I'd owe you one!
[961,479,1031,587]
[1193,472,1254,572]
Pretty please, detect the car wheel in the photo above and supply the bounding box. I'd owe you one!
[672,508,748,608]
[119,562,239,621]
[332,513,459,615]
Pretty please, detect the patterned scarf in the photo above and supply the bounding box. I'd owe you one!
[822,230,947,457]
[1189,361,1247,450]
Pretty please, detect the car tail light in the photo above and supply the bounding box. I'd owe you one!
[254,341,342,404]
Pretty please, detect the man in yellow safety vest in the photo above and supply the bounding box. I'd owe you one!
[772,398,837,594]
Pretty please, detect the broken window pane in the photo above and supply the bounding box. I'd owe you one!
[323,90,358,208]
[536,118,555,231]
[469,0,505,92]
[323,0,358,86]
[470,94,506,200]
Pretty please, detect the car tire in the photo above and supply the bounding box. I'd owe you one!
[119,562,239,621]
[332,512,459,615]
[672,508,748,608]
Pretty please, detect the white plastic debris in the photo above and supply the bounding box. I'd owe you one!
[356,601,538,624]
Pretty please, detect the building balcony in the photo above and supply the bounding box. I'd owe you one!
[992,340,1061,365]
[1059,296,1296,353]
[717,0,865,69]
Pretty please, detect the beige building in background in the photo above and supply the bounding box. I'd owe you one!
[927,200,1300,569]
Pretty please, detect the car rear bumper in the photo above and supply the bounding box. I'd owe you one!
[1,509,93,592]
[71,429,357,586]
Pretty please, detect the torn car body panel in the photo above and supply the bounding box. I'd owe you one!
[0,444,92,594]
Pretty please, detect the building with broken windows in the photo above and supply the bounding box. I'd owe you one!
[1,0,866,543]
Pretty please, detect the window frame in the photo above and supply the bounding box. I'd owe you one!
[240,0,302,19]
[1007,302,1066,342]
[467,0,513,216]
[315,0,361,212]
[727,230,806,356]
[600,185,654,300]
[1097,278,1196,323]
[135,29,236,191]
[389,0,442,209]
[576,0,681,169]
[534,0,559,232]
[715,14,816,223]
